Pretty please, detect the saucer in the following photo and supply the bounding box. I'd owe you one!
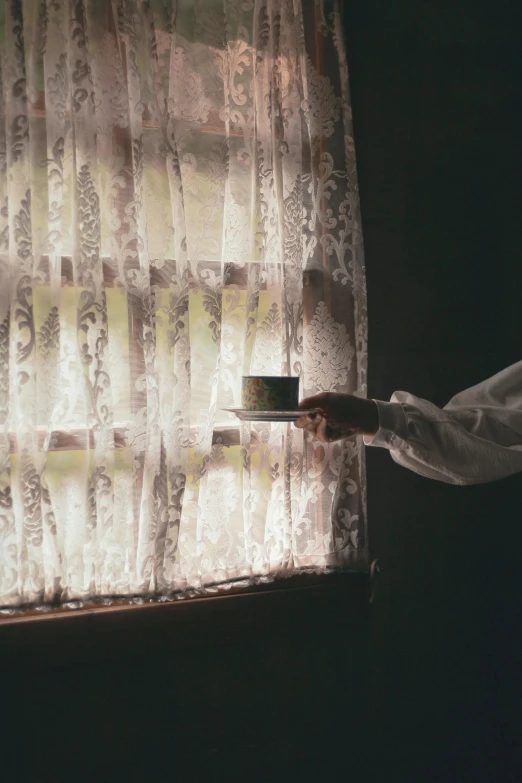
[222,408,318,423]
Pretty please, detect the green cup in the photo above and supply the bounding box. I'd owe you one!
[241,376,300,411]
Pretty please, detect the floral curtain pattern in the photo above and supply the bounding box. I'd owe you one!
[0,0,367,610]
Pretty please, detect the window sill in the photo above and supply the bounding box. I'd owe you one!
[0,570,370,668]
[0,569,369,626]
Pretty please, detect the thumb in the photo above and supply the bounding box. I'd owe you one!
[298,393,329,411]
[316,416,330,442]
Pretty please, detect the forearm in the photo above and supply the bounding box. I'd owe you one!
[365,394,522,485]
[388,423,522,485]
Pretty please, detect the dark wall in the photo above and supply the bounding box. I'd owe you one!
[1,574,369,783]
[344,1,522,780]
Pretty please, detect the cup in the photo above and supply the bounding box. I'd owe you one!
[241,376,300,411]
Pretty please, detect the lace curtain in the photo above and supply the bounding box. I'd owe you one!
[0,0,367,610]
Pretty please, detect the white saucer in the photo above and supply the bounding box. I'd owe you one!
[222,408,318,423]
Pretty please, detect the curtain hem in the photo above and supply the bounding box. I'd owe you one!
[0,557,370,618]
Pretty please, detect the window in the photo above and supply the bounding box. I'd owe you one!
[0,0,367,613]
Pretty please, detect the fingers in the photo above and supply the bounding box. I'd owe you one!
[294,412,332,441]
[294,397,349,442]
[316,416,329,442]
[297,393,330,411]
[295,394,327,432]
[294,411,322,431]
[294,413,347,442]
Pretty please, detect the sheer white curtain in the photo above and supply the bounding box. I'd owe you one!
[0,0,367,610]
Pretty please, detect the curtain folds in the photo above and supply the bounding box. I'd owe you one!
[0,0,367,610]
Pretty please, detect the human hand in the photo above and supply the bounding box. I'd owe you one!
[294,393,379,442]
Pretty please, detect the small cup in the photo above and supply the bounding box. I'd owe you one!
[241,376,299,411]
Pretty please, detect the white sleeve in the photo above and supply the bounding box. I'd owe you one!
[364,361,522,485]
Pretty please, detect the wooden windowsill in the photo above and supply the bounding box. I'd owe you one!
[0,570,370,672]
[0,569,370,626]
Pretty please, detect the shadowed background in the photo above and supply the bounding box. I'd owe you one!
[2,2,522,780]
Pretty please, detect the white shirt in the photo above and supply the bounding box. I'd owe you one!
[364,361,522,485]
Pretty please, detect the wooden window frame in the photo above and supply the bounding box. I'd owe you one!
[0,2,369,625]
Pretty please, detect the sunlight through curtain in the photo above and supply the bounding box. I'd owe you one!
[0,0,367,610]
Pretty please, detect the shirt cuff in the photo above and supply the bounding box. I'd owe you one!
[363,400,409,449]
